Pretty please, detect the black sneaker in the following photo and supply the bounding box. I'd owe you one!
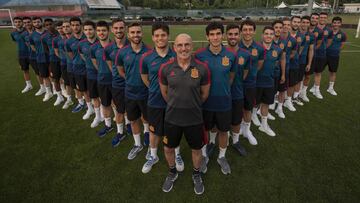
[232,141,247,156]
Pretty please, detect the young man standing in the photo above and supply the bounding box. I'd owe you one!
[325,16,347,96]
[140,22,183,173]
[160,33,210,195]
[195,22,237,174]
[115,23,150,160]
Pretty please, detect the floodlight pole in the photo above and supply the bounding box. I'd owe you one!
[307,0,314,15]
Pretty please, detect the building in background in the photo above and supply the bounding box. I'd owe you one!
[343,3,360,13]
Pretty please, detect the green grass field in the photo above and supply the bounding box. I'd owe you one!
[1,26,360,202]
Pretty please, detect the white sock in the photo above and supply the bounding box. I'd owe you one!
[315,85,320,92]
[86,102,93,111]
[232,131,240,144]
[45,86,52,94]
[294,91,300,98]
[261,116,267,126]
[78,98,85,105]
[143,123,149,133]
[25,80,32,86]
[40,84,45,90]
[150,147,158,159]
[100,105,104,118]
[94,107,101,119]
[209,131,217,144]
[252,107,258,115]
[218,147,227,158]
[60,83,65,91]
[117,123,124,134]
[244,121,251,131]
[175,146,180,156]
[125,115,130,125]
[277,103,283,110]
[104,117,111,127]
[133,133,141,146]
[56,91,63,98]
[329,82,334,89]
[201,145,207,157]
[112,106,117,115]
[303,85,308,92]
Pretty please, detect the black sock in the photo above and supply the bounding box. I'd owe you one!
[193,167,200,175]
[169,166,177,174]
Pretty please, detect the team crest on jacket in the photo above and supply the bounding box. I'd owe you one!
[337,34,341,39]
[306,35,310,41]
[297,37,302,43]
[238,56,244,65]
[287,41,292,47]
[251,48,258,56]
[280,43,285,49]
[324,30,329,36]
[191,68,199,78]
[272,50,278,58]
[314,32,318,38]
[222,56,230,66]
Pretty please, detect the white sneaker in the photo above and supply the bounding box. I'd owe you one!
[21,85,33,93]
[299,91,310,102]
[309,86,315,94]
[53,95,64,106]
[267,112,276,120]
[62,99,74,109]
[327,88,337,96]
[251,112,261,126]
[90,117,102,128]
[35,88,46,96]
[259,123,276,137]
[275,107,286,119]
[43,92,53,102]
[284,99,296,112]
[293,97,304,106]
[141,156,159,174]
[269,103,276,110]
[82,108,95,120]
[314,90,323,99]
[243,128,257,145]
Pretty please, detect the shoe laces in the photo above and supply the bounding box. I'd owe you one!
[193,173,202,184]
[175,155,183,163]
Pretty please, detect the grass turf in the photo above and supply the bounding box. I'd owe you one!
[0,25,360,202]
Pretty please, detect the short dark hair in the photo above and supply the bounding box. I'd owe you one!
[311,13,319,18]
[111,18,125,26]
[206,22,224,35]
[319,12,328,16]
[332,16,342,23]
[301,16,311,21]
[263,26,274,33]
[272,20,283,27]
[44,18,53,23]
[32,16,42,21]
[55,21,63,27]
[22,16,31,21]
[152,22,169,35]
[226,23,240,32]
[83,20,96,29]
[240,19,256,31]
[70,17,81,24]
[13,16,22,21]
[128,22,141,29]
[291,16,301,21]
[282,17,291,22]
[96,21,109,30]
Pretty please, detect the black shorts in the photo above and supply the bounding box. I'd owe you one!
[18,58,29,71]
[148,107,165,136]
[256,87,275,105]
[306,60,315,76]
[231,99,244,126]
[29,59,39,75]
[203,110,231,132]
[125,98,148,121]
[299,64,306,82]
[38,63,50,78]
[74,74,87,92]
[49,61,61,80]
[112,87,125,114]
[314,57,327,73]
[98,84,112,107]
[67,72,77,90]
[288,68,299,87]
[61,65,69,86]
[326,56,340,73]
[87,79,99,99]
[163,122,205,150]
[244,87,256,111]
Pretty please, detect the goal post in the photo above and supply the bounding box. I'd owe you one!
[356,16,360,39]
[0,9,15,28]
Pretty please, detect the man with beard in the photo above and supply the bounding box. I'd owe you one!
[21,16,44,95]
[104,19,129,145]
[160,33,210,195]
[271,20,287,118]
[42,19,65,106]
[115,23,150,160]
[91,21,113,137]
[256,26,283,137]
[29,17,53,102]
[79,21,102,128]
[140,22,184,174]
[298,16,315,102]
[66,17,88,115]
[310,12,333,99]
[195,22,236,175]
[325,17,347,96]
[225,23,249,156]
[303,13,323,101]
[239,20,264,145]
